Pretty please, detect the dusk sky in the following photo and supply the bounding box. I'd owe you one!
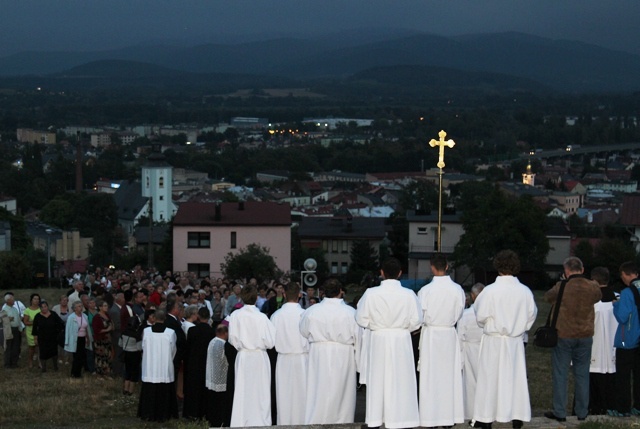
[0,0,637,57]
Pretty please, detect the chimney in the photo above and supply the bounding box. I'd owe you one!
[214,203,221,221]
[75,132,82,193]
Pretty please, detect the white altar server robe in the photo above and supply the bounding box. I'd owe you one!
[590,300,617,373]
[228,305,276,428]
[356,279,422,429]
[457,304,484,420]
[141,327,177,383]
[473,275,537,423]
[417,275,466,427]
[271,302,309,425]
[300,297,360,424]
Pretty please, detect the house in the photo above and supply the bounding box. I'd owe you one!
[406,210,465,282]
[0,196,17,215]
[172,201,291,278]
[549,191,581,214]
[297,215,387,276]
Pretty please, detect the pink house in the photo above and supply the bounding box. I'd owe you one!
[172,201,291,278]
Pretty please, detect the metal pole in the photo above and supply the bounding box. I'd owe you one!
[46,229,52,287]
[437,170,443,252]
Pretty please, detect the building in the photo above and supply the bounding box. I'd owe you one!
[406,210,465,281]
[0,222,11,251]
[172,201,291,277]
[17,128,56,145]
[297,215,387,275]
[550,191,581,214]
[141,151,177,223]
[0,196,17,215]
[522,161,536,186]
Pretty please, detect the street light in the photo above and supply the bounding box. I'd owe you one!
[45,228,53,287]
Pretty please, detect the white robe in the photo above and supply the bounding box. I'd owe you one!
[355,279,423,429]
[228,305,276,428]
[473,275,537,423]
[141,326,177,383]
[417,275,466,427]
[457,304,484,420]
[590,300,617,373]
[299,297,360,424]
[270,302,309,426]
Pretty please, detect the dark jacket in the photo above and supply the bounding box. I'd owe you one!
[544,274,601,338]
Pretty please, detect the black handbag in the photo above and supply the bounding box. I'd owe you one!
[533,279,567,348]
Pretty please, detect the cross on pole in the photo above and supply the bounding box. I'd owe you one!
[429,130,455,170]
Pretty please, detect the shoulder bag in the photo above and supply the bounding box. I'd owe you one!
[533,279,567,348]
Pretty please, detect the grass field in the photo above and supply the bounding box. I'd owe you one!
[0,287,627,428]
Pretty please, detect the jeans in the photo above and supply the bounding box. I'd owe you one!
[552,337,593,419]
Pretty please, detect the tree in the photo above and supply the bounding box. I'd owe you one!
[346,239,379,286]
[398,179,440,214]
[593,238,637,284]
[0,252,32,289]
[39,197,75,229]
[453,182,549,276]
[220,243,282,281]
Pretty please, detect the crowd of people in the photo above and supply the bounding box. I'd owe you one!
[1,253,639,428]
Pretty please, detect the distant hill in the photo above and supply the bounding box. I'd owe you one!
[0,31,639,93]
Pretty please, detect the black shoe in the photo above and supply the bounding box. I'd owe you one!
[544,411,566,422]
[471,422,492,429]
[512,419,523,428]
[578,416,587,421]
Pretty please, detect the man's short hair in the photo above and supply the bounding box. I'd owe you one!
[471,282,485,296]
[563,256,584,274]
[322,278,342,298]
[216,324,229,336]
[240,284,258,305]
[198,306,210,320]
[493,250,521,275]
[382,257,402,279]
[430,254,448,272]
[590,266,610,285]
[285,282,301,302]
[4,293,13,303]
[154,308,166,323]
[620,261,639,276]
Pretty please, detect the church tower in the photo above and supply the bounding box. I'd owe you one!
[141,146,176,222]
[522,160,536,186]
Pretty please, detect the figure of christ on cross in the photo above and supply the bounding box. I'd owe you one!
[429,130,455,169]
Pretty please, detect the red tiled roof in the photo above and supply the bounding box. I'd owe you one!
[173,201,291,226]
[620,193,640,226]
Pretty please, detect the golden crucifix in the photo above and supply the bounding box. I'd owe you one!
[429,130,455,170]
[428,130,455,253]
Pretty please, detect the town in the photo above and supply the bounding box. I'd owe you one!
[1,110,639,291]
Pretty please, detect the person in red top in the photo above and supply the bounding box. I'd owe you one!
[92,298,114,378]
[149,284,164,307]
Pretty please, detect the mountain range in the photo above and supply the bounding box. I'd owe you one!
[1,30,638,93]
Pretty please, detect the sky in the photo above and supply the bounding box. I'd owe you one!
[0,0,637,57]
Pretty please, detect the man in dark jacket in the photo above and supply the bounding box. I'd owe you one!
[544,257,601,422]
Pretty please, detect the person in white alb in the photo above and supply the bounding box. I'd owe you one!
[270,282,309,425]
[300,278,361,425]
[417,253,466,427]
[228,284,276,428]
[137,309,178,422]
[589,266,618,415]
[355,257,422,429]
[472,250,537,429]
[457,282,485,422]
